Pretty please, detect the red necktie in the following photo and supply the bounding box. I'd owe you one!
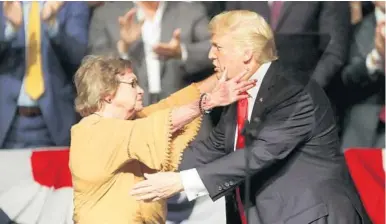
[380,106,385,123]
[235,97,249,224]
[270,1,284,30]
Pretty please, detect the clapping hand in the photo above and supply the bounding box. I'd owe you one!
[41,1,64,22]
[3,1,22,29]
[118,8,144,47]
[153,29,182,60]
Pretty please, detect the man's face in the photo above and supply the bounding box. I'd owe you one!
[208,33,245,80]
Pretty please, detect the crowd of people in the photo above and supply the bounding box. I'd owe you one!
[0,1,384,224]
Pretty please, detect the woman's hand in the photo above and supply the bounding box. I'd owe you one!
[203,69,257,110]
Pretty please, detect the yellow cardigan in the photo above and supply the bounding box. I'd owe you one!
[69,84,202,224]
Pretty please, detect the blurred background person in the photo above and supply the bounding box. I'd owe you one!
[200,1,226,19]
[349,1,376,25]
[0,1,89,149]
[341,1,385,149]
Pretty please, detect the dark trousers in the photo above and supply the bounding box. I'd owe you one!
[2,115,54,149]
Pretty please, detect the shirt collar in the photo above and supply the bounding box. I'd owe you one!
[247,62,272,97]
[135,1,167,22]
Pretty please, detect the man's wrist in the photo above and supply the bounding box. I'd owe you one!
[366,48,384,76]
[6,20,20,32]
[180,43,187,61]
[175,172,184,193]
[117,39,132,53]
[371,49,382,64]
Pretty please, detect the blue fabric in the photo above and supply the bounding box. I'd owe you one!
[3,115,54,149]
[0,209,11,223]
[4,2,59,107]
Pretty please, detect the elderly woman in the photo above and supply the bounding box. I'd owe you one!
[69,55,255,224]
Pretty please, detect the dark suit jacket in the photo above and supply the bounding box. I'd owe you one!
[341,13,385,148]
[180,61,371,224]
[0,2,89,147]
[226,1,351,89]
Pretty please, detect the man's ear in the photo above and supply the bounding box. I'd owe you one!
[243,49,254,63]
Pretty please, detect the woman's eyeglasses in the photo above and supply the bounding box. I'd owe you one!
[119,79,138,88]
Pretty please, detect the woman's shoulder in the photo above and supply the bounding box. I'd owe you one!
[72,114,136,130]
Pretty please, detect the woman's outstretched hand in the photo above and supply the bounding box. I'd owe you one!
[203,69,257,110]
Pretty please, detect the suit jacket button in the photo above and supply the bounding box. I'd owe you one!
[218,186,222,191]
[229,181,234,185]
[225,182,229,187]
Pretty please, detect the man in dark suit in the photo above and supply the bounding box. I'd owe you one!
[0,2,89,149]
[130,10,370,224]
[341,2,385,149]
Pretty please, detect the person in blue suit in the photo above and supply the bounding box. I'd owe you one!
[0,1,89,149]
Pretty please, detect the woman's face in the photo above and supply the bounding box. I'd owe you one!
[110,70,144,119]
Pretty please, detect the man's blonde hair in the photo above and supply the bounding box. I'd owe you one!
[209,10,278,63]
[74,55,132,117]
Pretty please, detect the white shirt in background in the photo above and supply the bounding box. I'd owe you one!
[135,2,166,94]
[365,7,385,77]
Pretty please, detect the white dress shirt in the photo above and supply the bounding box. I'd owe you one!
[136,2,166,94]
[180,62,272,201]
[365,7,385,78]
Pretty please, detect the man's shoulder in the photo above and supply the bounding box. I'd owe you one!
[271,65,308,96]
[268,64,329,109]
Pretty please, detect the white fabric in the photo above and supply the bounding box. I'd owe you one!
[136,2,166,94]
[0,149,73,224]
[181,62,272,201]
[382,148,386,172]
[365,7,385,77]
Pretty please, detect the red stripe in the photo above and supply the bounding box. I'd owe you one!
[344,148,385,224]
[31,149,72,189]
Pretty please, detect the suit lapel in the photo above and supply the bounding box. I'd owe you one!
[159,2,176,77]
[251,61,279,121]
[225,104,237,153]
[356,14,376,58]
[275,2,294,31]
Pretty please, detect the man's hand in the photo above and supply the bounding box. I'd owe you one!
[153,28,182,60]
[130,172,183,202]
[375,20,385,59]
[118,8,143,48]
[3,1,22,29]
[41,1,64,22]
